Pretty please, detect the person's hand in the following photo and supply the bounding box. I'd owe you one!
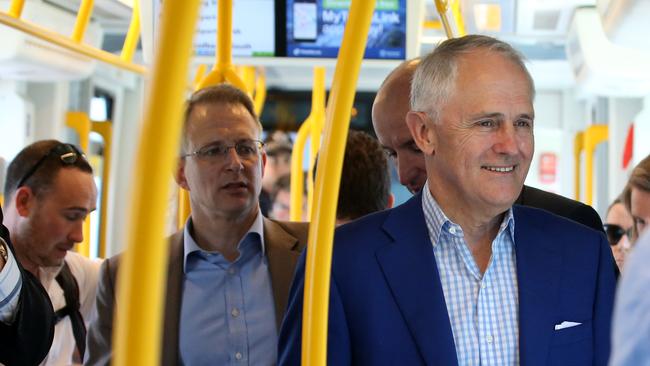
[0,239,7,271]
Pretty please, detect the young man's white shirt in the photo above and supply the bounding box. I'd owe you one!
[39,251,102,366]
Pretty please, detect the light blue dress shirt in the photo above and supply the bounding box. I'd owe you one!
[179,212,277,366]
[422,187,519,366]
[0,237,22,324]
[610,229,650,366]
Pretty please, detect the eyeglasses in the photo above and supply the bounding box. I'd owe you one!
[182,140,264,161]
[16,143,85,189]
[603,224,633,246]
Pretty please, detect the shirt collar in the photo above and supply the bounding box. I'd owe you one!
[182,210,265,272]
[422,182,516,246]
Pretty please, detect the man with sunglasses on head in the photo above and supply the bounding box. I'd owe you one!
[2,140,101,365]
[85,84,309,365]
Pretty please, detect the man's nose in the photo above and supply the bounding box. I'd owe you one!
[224,147,244,170]
[494,127,520,155]
[69,220,85,243]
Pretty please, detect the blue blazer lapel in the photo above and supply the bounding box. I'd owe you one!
[514,205,563,366]
[375,194,458,366]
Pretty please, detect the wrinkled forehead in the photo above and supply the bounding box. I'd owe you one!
[186,102,261,142]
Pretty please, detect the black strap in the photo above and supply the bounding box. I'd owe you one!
[54,261,87,360]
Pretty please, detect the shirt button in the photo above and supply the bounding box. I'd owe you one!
[481,282,487,289]
[235,352,243,360]
[228,267,236,275]
[231,308,240,317]
[486,335,494,344]
[449,227,456,234]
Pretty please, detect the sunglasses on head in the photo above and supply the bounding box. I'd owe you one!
[16,143,86,189]
[603,224,633,246]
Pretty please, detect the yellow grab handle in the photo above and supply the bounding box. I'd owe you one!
[112,0,201,364]
[301,1,376,365]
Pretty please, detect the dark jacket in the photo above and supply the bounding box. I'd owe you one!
[0,206,55,366]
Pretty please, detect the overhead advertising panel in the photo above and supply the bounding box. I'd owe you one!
[286,0,407,59]
[153,0,276,57]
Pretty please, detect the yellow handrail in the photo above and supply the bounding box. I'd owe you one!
[177,189,191,229]
[112,0,201,364]
[71,0,94,43]
[301,0,375,364]
[583,125,608,206]
[0,12,147,75]
[253,68,267,116]
[8,0,25,18]
[434,0,454,38]
[574,131,584,201]
[195,0,247,91]
[290,117,311,221]
[450,0,466,36]
[120,0,141,62]
[90,121,113,258]
[307,67,326,218]
[241,66,256,95]
[66,112,92,258]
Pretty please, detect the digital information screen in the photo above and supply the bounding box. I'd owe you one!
[286,0,406,59]
[154,0,276,57]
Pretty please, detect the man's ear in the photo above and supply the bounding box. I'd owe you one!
[405,111,436,156]
[175,158,190,190]
[260,150,267,178]
[13,187,35,217]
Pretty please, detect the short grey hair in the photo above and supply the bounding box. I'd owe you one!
[410,35,535,120]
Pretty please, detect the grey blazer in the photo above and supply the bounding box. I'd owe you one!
[84,217,309,366]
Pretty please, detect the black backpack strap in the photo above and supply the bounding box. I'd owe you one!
[55,261,87,360]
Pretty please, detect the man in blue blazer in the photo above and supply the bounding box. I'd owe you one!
[278,35,616,365]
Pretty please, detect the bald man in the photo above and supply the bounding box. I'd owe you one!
[371,58,605,234]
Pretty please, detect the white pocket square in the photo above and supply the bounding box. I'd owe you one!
[554,321,582,330]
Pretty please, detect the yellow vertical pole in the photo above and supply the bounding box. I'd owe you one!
[574,131,584,201]
[307,67,326,218]
[8,0,26,18]
[253,68,267,116]
[121,0,141,61]
[290,119,311,221]
[434,0,454,38]
[217,0,232,73]
[66,112,92,258]
[91,121,113,258]
[195,0,246,91]
[112,0,201,364]
[451,0,466,36]
[241,66,256,95]
[177,189,191,229]
[583,125,609,206]
[71,0,95,43]
[302,0,376,364]
[193,64,207,89]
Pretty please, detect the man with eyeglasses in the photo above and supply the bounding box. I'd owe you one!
[85,84,309,365]
[2,140,101,365]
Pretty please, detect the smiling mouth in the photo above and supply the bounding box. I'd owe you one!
[482,165,515,173]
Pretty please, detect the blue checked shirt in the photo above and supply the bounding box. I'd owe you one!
[179,212,277,365]
[422,187,519,366]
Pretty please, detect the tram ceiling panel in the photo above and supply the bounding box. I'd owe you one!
[598,0,650,51]
[566,6,650,97]
[0,0,103,80]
